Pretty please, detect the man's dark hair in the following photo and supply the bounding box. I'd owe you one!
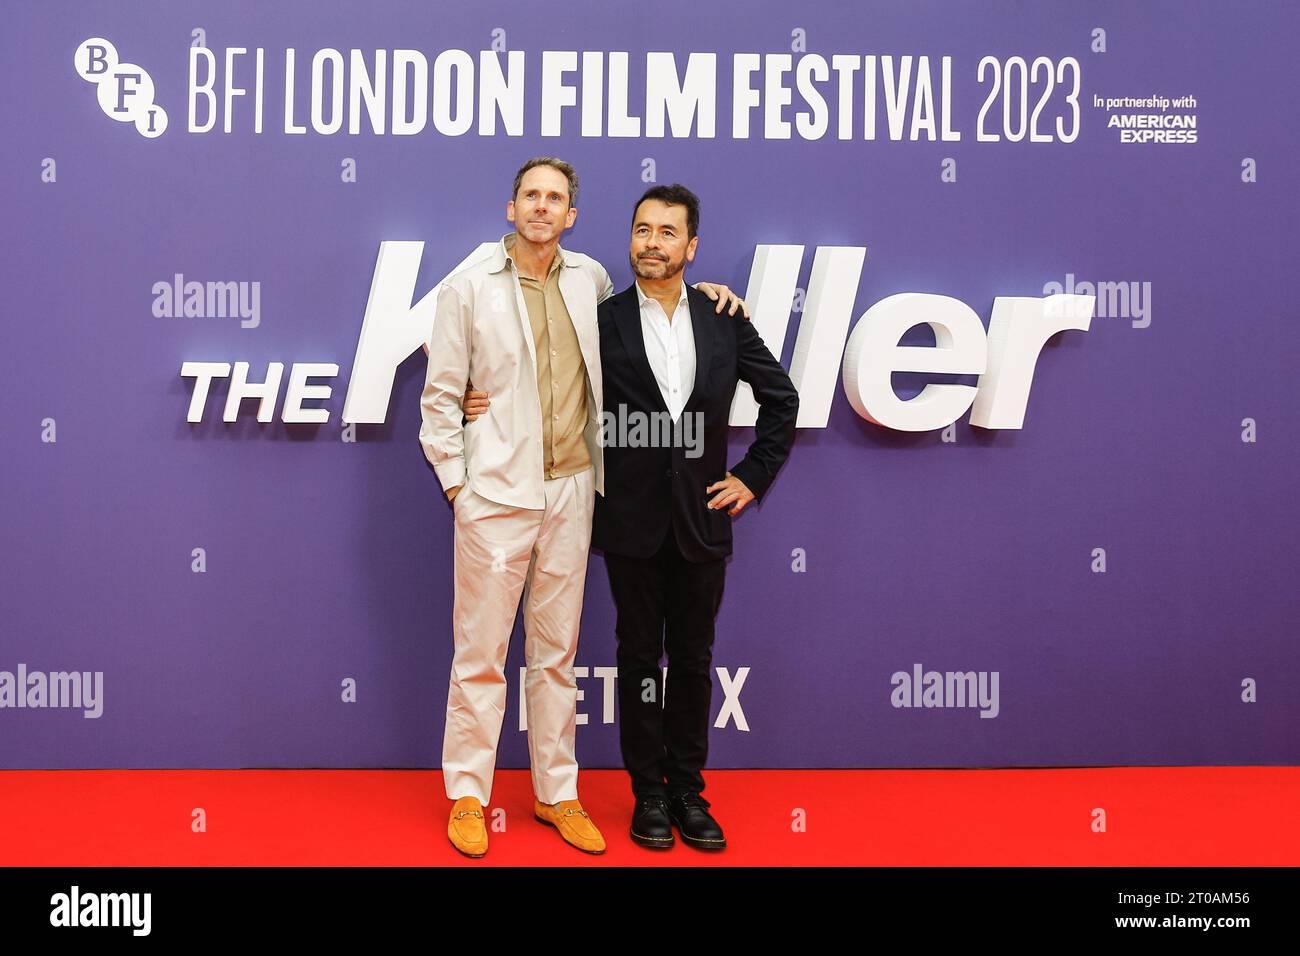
[512,156,579,208]
[632,183,700,239]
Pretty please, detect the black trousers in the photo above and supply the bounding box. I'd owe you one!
[603,526,727,799]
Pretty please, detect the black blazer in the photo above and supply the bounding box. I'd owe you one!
[592,283,799,562]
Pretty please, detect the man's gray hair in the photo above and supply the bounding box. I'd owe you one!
[512,156,579,208]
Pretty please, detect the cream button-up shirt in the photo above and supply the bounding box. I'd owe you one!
[419,233,613,509]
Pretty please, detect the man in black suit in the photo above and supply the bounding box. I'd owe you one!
[462,184,798,850]
[593,184,798,850]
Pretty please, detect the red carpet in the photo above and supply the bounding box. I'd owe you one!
[1,767,1295,866]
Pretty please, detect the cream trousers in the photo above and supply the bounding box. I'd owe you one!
[441,467,595,805]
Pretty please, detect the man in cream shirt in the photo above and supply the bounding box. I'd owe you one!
[419,157,742,858]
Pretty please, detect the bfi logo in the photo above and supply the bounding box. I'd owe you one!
[180,241,1094,431]
[75,38,169,138]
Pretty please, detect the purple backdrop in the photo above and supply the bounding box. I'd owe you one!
[2,0,1297,770]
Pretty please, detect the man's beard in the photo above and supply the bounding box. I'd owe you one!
[630,251,684,281]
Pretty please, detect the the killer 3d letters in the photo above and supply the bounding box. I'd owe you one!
[181,241,1094,431]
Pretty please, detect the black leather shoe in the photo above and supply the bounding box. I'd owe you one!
[667,792,726,850]
[630,795,675,849]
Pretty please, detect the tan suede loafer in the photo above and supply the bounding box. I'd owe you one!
[448,796,488,858]
[533,798,606,854]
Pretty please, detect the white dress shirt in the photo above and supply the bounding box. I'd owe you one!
[635,280,696,421]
